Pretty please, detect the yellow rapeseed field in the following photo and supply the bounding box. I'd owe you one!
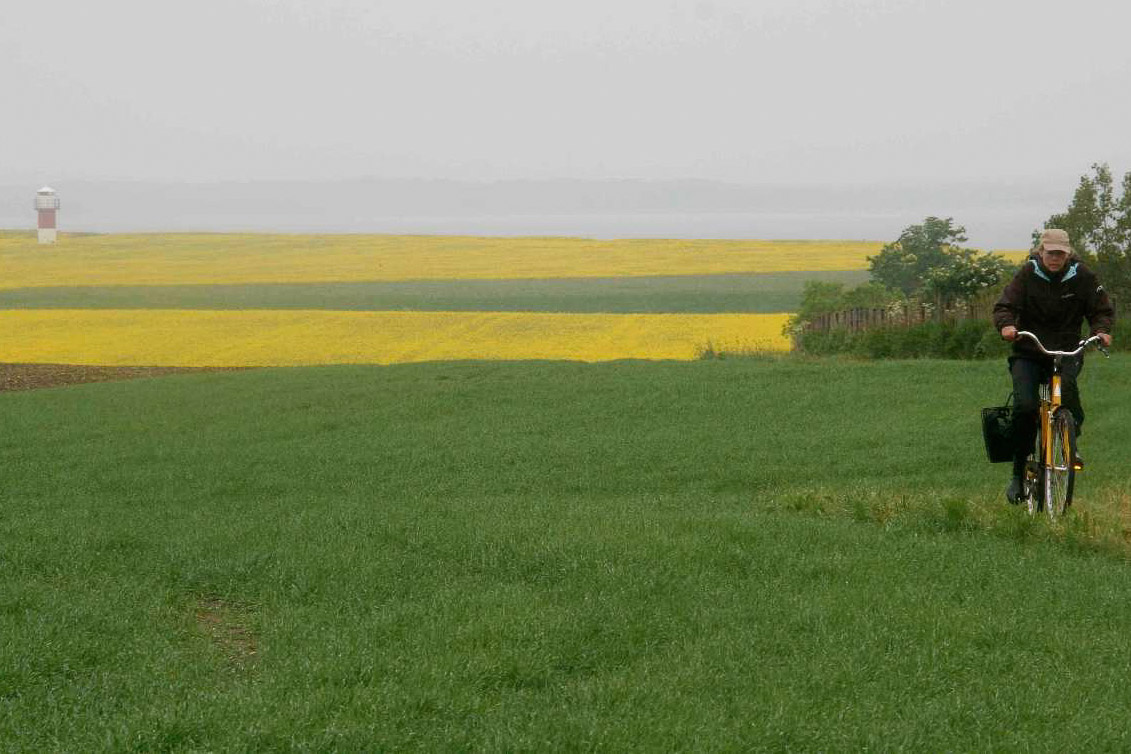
[0,310,791,367]
[0,232,884,288]
[0,232,1026,367]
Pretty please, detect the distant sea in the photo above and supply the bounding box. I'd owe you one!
[0,179,1063,249]
[0,210,1044,250]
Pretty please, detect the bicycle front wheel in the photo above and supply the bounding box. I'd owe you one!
[1044,409,1077,519]
[1025,415,1044,516]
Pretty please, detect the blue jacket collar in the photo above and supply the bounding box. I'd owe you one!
[1030,258,1078,283]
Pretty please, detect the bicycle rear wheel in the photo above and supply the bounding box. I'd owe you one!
[1044,409,1077,519]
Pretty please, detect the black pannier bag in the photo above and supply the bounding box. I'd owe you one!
[981,393,1014,463]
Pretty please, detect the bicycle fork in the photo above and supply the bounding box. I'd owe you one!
[1029,370,1075,511]
[1042,373,1060,473]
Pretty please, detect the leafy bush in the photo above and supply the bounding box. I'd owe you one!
[974,328,1011,360]
[796,317,1129,360]
[783,280,904,341]
[798,320,998,359]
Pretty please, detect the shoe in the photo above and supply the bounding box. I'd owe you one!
[1073,452,1084,471]
[1006,476,1024,505]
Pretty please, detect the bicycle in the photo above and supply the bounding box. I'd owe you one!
[1012,331,1108,518]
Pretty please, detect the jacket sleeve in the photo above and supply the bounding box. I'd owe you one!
[992,266,1026,332]
[1085,274,1115,335]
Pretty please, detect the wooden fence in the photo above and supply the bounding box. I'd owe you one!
[803,290,997,334]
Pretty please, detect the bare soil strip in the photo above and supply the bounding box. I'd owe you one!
[0,363,253,392]
[194,597,258,669]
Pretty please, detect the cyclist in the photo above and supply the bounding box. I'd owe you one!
[992,228,1114,504]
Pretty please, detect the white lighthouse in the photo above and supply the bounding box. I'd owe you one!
[35,187,60,244]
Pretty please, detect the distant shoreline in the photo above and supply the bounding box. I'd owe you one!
[0,178,1062,249]
[0,226,1031,253]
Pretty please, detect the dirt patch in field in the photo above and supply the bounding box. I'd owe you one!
[0,363,254,392]
[195,597,259,669]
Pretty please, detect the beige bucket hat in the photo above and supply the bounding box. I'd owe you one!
[1039,228,1072,253]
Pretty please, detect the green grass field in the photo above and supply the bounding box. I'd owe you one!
[4,355,1131,750]
[0,271,868,315]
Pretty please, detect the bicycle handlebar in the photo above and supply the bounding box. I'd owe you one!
[1014,331,1109,358]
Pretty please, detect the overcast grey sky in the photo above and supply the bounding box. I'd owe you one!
[3,0,1129,189]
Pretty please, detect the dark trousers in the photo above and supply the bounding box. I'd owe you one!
[1009,355,1084,475]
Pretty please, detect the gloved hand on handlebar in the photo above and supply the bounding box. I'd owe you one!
[1001,326,1111,349]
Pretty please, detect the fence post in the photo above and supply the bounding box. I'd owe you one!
[806,287,1004,338]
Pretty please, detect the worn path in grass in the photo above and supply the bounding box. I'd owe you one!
[3,356,1130,749]
[0,363,252,392]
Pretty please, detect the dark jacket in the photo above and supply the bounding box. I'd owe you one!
[992,254,1115,358]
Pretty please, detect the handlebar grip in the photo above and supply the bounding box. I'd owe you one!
[1013,330,1107,358]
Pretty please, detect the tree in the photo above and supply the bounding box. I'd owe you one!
[782,280,903,340]
[921,248,1012,310]
[792,280,899,321]
[793,281,848,321]
[867,217,969,296]
[1039,163,1131,309]
[867,217,1010,303]
[785,216,1012,340]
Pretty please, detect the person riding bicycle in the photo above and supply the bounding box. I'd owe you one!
[992,228,1114,504]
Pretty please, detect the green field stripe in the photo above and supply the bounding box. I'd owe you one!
[0,270,867,314]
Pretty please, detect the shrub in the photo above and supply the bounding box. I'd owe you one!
[799,319,1005,359]
[974,328,1011,360]
[797,312,1127,360]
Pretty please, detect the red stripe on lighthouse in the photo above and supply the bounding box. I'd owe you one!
[38,209,56,229]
